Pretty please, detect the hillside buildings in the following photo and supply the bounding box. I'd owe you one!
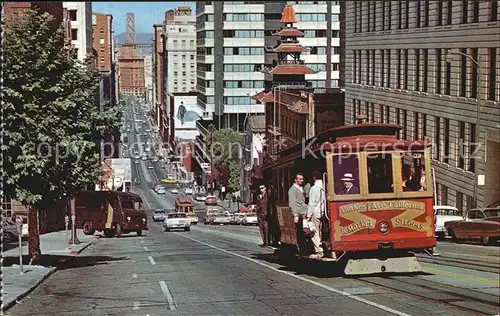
[344,1,500,209]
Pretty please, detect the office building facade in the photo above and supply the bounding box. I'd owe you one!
[345,1,500,209]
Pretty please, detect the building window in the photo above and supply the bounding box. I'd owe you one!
[402,109,407,140]
[414,111,420,140]
[469,123,476,172]
[470,48,478,98]
[423,1,429,27]
[492,0,499,21]
[472,0,479,23]
[367,1,371,32]
[437,0,443,26]
[381,50,385,87]
[357,50,362,83]
[365,50,370,84]
[488,48,497,101]
[456,191,464,211]
[422,49,428,92]
[386,49,391,87]
[352,99,357,123]
[371,50,375,86]
[353,50,357,83]
[71,28,78,40]
[72,48,78,60]
[416,0,421,28]
[381,1,385,30]
[354,1,358,33]
[444,118,450,164]
[436,49,442,94]
[404,1,409,28]
[462,0,468,24]
[460,48,467,97]
[403,49,408,90]
[398,1,403,29]
[397,49,401,89]
[445,50,451,95]
[434,116,441,160]
[69,10,77,21]
[446,0,453,25]
[459,121,466,169]
[415,49,420,91]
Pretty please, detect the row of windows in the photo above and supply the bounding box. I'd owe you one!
[224,96,257,105]
[223,64,263,72]
[303,30,339,38]
[198,45,339,57]
[354,0,498,33]
[352,100,477,173]
[352,48,498,101]
[224,13,264,21]
[224,80,264,88]
[436,183,474,211]
[306,63,339,72]
[223,47,264,55]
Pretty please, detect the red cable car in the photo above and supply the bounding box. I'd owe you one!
[262,122,436,275]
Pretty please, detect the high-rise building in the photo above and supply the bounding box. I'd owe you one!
[144,54,153,104]
[63,2,93,61]
[195,1,341,132]
[164,6,197,94]
[345,1,500,209]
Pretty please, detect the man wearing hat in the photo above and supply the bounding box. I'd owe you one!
[340,173,359,194]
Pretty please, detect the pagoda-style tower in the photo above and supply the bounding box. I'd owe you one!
[263,4,315,87]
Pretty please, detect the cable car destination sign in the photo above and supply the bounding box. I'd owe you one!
[333,200,432,241]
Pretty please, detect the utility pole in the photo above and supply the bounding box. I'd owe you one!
[210,127,214,194]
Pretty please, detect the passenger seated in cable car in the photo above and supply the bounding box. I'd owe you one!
[339,173,359,194]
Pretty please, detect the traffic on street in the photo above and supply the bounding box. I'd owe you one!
[6,99,499,316]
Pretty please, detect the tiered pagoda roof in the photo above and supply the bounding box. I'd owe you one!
[251,90,309,115]
[261,4,314,76]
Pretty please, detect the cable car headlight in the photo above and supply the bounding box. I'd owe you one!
[379,221,389,234]
[127,216,131,221]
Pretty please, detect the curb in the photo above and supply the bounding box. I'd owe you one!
[70,236,100,256]
[1,236,99,312]
[1,267,57,312]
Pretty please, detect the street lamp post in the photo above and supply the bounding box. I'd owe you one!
[445,49,481,208]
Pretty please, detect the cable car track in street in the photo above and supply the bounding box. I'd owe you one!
[353,275,499,315]
[417,254,500,274]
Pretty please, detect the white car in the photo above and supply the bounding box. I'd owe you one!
[171,189,178,194]
[163,213,191,231]
[141,156,147,161]
[196,195,206,202]
[148,165,153,169]
[185,188,193,195]
[434,205,463,240]
[134,160,139,164]
[157,188,166,194]
[187,213,199,225]
[242,213,258,226]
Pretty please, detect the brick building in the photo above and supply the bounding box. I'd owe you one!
[345,1,500,209]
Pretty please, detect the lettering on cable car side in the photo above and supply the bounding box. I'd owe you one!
[333,200,432,241]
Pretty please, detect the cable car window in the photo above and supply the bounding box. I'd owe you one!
[367,154,394,193]
[401,152,427,192]
[333,155,360,195]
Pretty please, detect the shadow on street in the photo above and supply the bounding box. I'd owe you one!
[2,254,127,270]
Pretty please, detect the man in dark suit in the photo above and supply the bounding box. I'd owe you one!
[256,184,270,247]
[339,173,359,194]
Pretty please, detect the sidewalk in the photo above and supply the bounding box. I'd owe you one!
[2,229,99,312]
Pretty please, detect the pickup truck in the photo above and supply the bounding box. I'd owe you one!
[444,208,500,245]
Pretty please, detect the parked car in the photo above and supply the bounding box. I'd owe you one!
[242,213,258,226]
[444,208,500,245]
[163,213,191,232]
[157,187,166,195]
[187,212,199,225]
[2,217,19,243]
[171,188,178,194]
[205,195,217,205]
[184,188,193,195]
[152,210,167,222]
[433,205,463,240]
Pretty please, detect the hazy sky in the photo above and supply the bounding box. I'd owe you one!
[92,2,195,35]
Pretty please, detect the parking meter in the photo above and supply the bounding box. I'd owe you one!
[71,214,76,245]
[65,215,69,243]
[15,216,23,273]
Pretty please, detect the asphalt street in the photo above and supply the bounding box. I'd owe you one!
[6,102,499,316]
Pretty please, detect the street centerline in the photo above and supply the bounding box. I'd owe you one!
[148,256,156,265]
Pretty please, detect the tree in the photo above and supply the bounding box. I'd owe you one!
[206,126,244,193]
[2,10,121,261]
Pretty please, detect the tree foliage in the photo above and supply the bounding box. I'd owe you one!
[2,11,121,209]
[206,127,244,192]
